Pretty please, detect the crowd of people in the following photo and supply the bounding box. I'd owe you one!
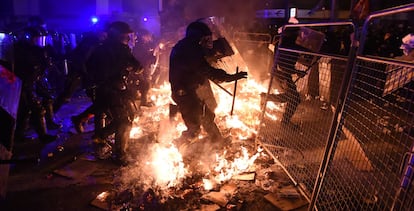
[6,13,412,170]
[1,17,248,167]
[0,18,160,165]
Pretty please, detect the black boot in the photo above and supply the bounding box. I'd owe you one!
[45,100,62,130]
[71,115,85,134]
[94,112,107,136]
[33,109,57,143]
[112,124,131,166]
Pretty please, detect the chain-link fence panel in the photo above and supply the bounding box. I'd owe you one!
[312,3,414,211]
[256,22,355,203]
[232,32,273,83]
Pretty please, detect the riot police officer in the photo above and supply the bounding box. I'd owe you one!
[131,29,156,107]
[69,29,108,134]
[86,21,142,165]
[169,21,247,145]
[13,26,57,143]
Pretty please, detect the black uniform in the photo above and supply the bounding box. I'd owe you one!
[132,30,156,106]
[264,27,307,127]
[169,21,247,141]
[69,32,105,134]
[86,33,142,163]
[13,29,57,142]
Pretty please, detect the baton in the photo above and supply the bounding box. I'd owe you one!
[210,80,233,96]
[230,67,239,116]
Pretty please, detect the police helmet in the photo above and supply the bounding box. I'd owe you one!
[185,21,212,40]
[23,27,45,39]
[108,21,133,36]
[21,27,47,47]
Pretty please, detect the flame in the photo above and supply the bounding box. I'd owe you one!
[211,78,272,138]
[202,178,214,191]
[129,122,143,138]
[121,66,275,192]
[128,76,277,141]
[225,115,257,139]
[211,146,263,183]
[148,143,188,188]
[96,191,109,202]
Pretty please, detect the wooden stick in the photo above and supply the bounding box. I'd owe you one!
[230,66,239,116]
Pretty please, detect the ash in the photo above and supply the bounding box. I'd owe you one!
[104,136,297,211]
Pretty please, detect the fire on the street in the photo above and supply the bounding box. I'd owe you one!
[111,66,286,209]
[125,77,273,179]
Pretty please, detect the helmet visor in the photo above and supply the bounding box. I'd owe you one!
[33,36,46,47]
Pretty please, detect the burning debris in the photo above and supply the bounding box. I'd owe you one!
[87,23,303,208]
[82,62,309,209]
[90,146,308,210]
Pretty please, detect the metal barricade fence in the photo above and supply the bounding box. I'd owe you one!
[232,32,273,82]
[255,3,414,211]
[256,21,355,204]
[311,4,414,211]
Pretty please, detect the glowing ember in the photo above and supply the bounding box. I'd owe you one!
[96,191,109,201]
[225,115,257,139]
[149,144,188,188]
[129,124,143,139]
[211,146,263,183]
[175,122,187,136]
[202,178,214,191]
[121,62,273,194]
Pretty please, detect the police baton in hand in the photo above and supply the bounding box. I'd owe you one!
[231,67,239,116]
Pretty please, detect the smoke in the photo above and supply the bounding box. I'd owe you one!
[113,87,221,198]
[162,0,259,32]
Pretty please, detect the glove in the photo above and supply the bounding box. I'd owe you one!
[225,71,248,82]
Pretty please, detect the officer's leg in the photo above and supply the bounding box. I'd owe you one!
[114,121,131,165]
[201,105,222,141]
[175,95,202,138]
[14,94,31,142]
[282,82,301,126]
[180,104,202,138]
[31,103,57,142]
[44,98,62,130]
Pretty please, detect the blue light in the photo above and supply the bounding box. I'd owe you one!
[91,17,99,24]
[143,17,148,22]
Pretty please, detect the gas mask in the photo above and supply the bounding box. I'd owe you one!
[199,35,213,49]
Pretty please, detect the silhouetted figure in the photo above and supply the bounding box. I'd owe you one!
[87,21,142,165]
[69,30,108,134]
[132,29,157,107]
[169,21,247,143]
[13,27,57,143]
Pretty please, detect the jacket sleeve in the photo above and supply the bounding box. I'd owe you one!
[198,53,232,83]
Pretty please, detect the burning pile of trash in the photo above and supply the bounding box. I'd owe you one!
[93,141,302,210]
[88,78,307,210]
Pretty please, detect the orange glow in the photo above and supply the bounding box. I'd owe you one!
[202,178,214,190]
[212,146,264,183]
[96,191,109,202]
[123,69,274,191]
[149,143,188,188]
